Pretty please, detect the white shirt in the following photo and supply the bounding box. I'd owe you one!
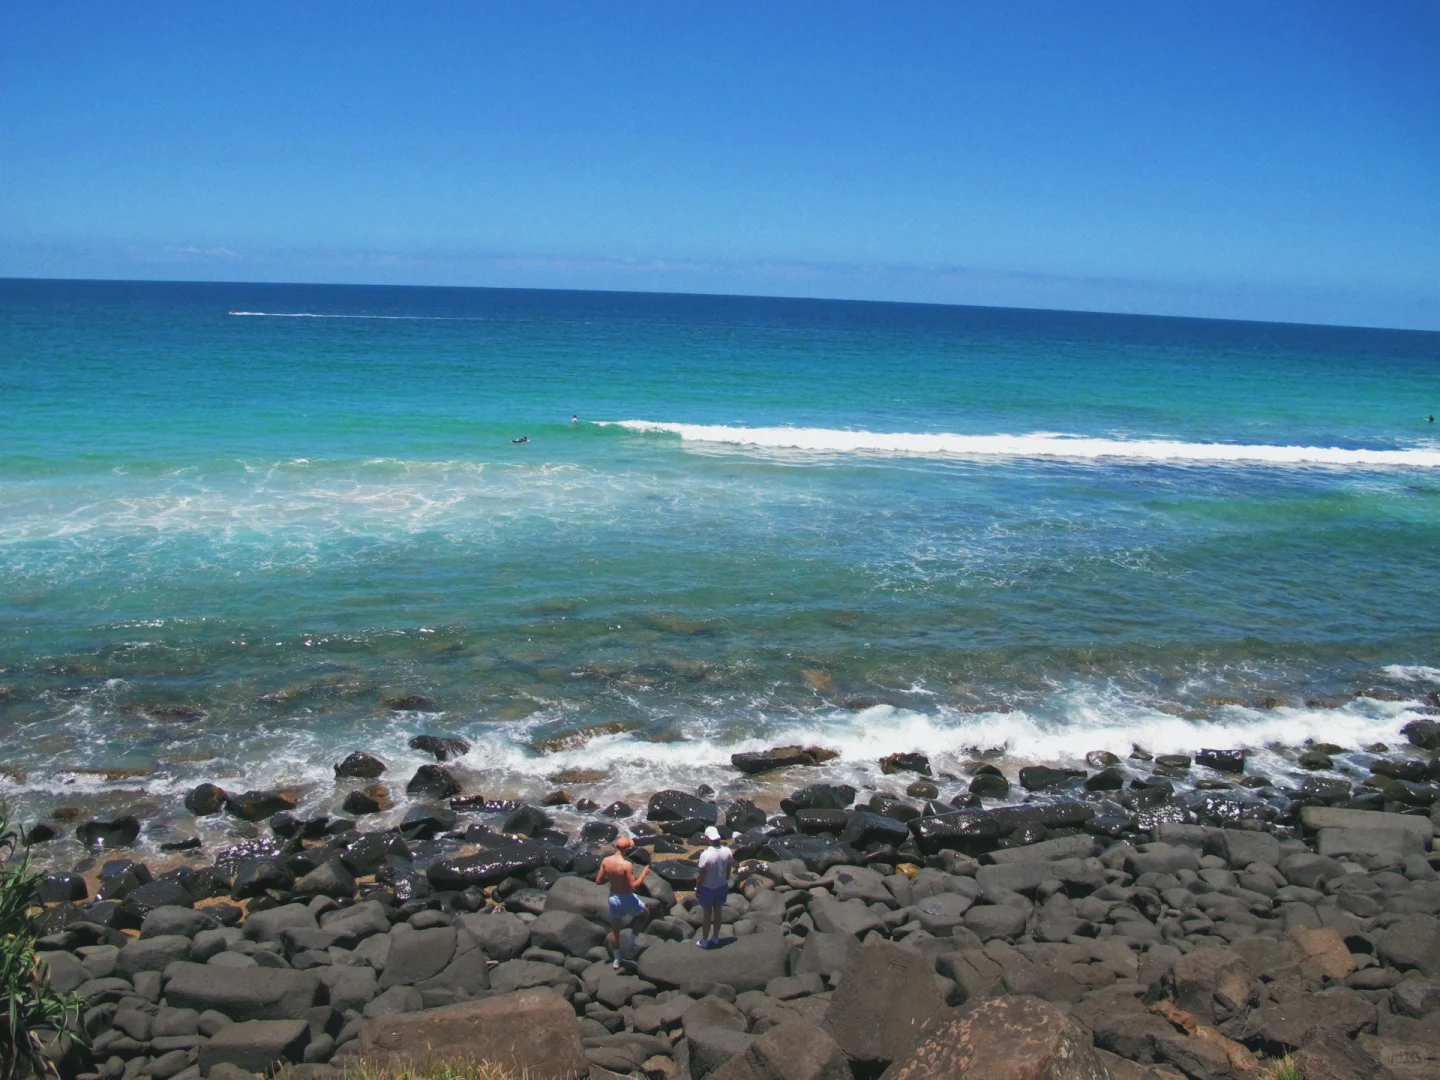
[697,844,734,890]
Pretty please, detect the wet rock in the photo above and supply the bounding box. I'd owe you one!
[909,810,999,856]
[1084,767,1126,791]
[839,811,911,849]
[426,841,556,890]
[1086,750,1121,768]
[341,784,390,815]
[293,859,357,900]
[183,784,229,816]
[1300,749,1335,770]
[1019,765,1084,792]
[646,789,719,824]
[408,734,470,761]
[600,800,634,818]
[76,816,142,849]
[503,804,555,836]
[731,746,839,774]
[37,871,88,904]
[880,752,931,777]
[968,771,1010,799]
[334,751,387,779]
[231,857,294,899]
[225,791,298,822]
[1401,718,1440,751]
[531,721,627,754]
[340,831,410,876]
[780,785,857,816]
[405,764,461,799]
[883,994,1109,1080]
[384,694,435,711]
[1154,754,1192,772]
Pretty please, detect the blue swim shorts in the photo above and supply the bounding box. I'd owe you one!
[608,893,646,920]
[696,884,728,910]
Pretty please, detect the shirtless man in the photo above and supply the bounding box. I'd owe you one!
[596,836,651,968]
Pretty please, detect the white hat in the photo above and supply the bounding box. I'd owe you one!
[703,825,722,841]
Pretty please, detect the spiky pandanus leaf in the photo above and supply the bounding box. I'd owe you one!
[0,804,88,1080]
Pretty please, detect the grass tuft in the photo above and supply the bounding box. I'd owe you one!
[335,1059,525,1080]
[1262,1056,1303,1080]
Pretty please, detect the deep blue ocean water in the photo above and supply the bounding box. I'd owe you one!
[2,278,1439,854]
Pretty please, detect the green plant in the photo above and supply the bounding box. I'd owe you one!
[1263,1056,1303,1080]
[0,802,88,1080]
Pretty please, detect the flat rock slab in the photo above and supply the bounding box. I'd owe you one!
[638,933,788,993]
[200,1019,311,1075]
[358,987,588,1079]
[824,940,945,1067]
[1300,806,1434,862]
[165,962,321,1022]
[881,994,1110,1080]
[709,1021,850,1080]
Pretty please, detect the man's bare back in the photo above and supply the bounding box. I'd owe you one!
[597,837,650,967]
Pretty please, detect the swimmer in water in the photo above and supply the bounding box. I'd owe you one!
[596,836,651,968]
[1429,415,1435,423]
[571,414,579,425]
[511,436,529,444]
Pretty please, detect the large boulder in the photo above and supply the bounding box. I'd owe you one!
[427,841,555,889]
[646,789,720,824]
[708,1021,850,1080]
[164,962,321,1021]
[224,790,297,821]
[406,764,461,798]
[334,751,387,778]
[638,933,788,992]
[1300,806,1434,864]
[881,995,1109,1080]
[731,747,838,774]
[455,911,531,961]
[116,935,191,978]
[543,874,611,921]
[199,1019,310,1075]
[822,941,945,1069]
[530,910,606,956]
[357,988,588,1078]
[379,926,458,988]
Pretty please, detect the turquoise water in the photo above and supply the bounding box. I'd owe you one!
[2,279,1439,850]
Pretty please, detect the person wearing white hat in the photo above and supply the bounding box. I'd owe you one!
[695,825,734,949]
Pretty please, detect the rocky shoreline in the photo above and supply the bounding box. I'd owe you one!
[21,715,1440,1080]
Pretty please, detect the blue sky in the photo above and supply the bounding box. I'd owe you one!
[2,3,1437,329]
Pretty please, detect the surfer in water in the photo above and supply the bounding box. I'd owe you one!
[571,414,579,425]
[511,436,529,444]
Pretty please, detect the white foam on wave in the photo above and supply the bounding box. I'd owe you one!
[605,421,1440,468]
[228,312,481,321]
[1382,665,1440,684]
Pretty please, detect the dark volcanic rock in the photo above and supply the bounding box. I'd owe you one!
[1401,718,1440,751]
[426,841,556,890]
[909,810,999,856]
[840,811,912,849]
[183,783,229,816]
[1019,765,1084,791]
[637,933,788,992]
[387,695,436,711]
[879,752,931,776]
[406,764,461,799]
[408,734,471,761]
[76,816,141,848]
[646,789,719,824]
[334,751,387,779]
[968,771,1010,799]
[1197,748,1247,773]
[37,871,88,904]
[342,787,387,815]
[225,790,298,822]
[730,745,838,774]
[1083,767,1126,791]
[341,831,412,876]
[502,804,555,837]
[166,961,321,1021]
[780,785,857,816]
